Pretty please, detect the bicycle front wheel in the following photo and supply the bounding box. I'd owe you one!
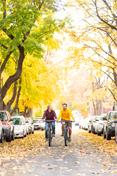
[64,128,68,146]
[48,129,52,147]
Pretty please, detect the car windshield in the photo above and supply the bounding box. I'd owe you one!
[13,118,22,125]
[99,116,106,120]
[0,112,7,121]
[110,112,117,120]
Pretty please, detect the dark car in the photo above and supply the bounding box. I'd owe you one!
[103,111,117,140]
[0,111,14,142]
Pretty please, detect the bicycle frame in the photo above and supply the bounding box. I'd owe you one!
[44,120,55,147]
[61,121,72,146]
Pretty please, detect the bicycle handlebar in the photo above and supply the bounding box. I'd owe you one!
[58,120,75,123]
[43,120,56,122]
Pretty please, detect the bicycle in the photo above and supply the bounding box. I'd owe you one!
[45,120,55,147]
[61,120,73,146]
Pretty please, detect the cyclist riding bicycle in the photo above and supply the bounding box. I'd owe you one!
[58,103,74,141]
[42,105,57,140]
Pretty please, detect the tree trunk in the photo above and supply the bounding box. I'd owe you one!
[0,45,25,101]
[6,81,17,111]
[11,78,22,115]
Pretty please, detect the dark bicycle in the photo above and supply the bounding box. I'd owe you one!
[62,120,73,146]
[45,120,55,147]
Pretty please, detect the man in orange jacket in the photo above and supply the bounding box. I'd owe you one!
[58,103,74,140]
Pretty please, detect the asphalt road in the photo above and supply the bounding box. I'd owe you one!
[0,125,117,176]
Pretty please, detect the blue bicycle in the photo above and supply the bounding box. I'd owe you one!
[45,120,55,147]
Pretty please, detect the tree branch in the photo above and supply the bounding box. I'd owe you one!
[0,45,25,100]
[0,51,12,74]
[94,0,117,31]
[108,87,117,102]
[6,81,17,111]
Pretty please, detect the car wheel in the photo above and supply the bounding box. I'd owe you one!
[11,129,15,141]
[103,130,106,139]
[91,126,95,133]
[88,128,91,133]
[6,130,12,142]
[24,131,27,137]
[106,129,111,140]
[0,131,4,143]
[97,132,101,136]
[115,134,117,143]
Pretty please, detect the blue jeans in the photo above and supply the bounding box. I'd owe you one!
[45,122,55,138]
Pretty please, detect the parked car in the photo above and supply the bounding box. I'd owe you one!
[12,115,27,138]
[88,117,95,133]
[91,116,100,134]
[81,118,90,130]
[39,120,45,130]
[0,111,14,142]
[115,123,117,143]
[95,115,107,135]
[0,120,3,143]
[33,119,41,130]
[75,122,79,126]
[103,111,117,140]
[25,118,34,134]
[88,116,98,134]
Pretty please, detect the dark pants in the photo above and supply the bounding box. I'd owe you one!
[45,122,55,138]
[62,121,72,136]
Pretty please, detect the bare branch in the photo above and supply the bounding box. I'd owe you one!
[108,87,117,102]
[94,0,117,31]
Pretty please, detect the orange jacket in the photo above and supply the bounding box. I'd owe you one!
[58,109,74,121]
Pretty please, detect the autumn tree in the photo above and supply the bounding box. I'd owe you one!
[74,0,117,108]
[0,0,64,110]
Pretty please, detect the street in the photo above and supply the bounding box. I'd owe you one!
[0,126,117,176]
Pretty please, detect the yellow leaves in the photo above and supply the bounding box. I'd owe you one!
[0,132,45,158]
[81,131,117,156]
[45,37,60,51]
[0,30,8,39]
[92,61,102,69]
[112,1,117,11]
[91,88,106,101]
[18,53,61,111]
[77,103,89,117]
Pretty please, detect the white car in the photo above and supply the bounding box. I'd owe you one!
[25,118,34,134]
[39,120,45,130]
[33,119,41,130]
[12,116,27,138]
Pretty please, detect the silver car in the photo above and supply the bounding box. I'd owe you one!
[25,118,34,134]
[12,116,27,138]
[95,115,107,135]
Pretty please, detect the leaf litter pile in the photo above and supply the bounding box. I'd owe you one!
[80,131,117,156]
[0,132,45,159]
